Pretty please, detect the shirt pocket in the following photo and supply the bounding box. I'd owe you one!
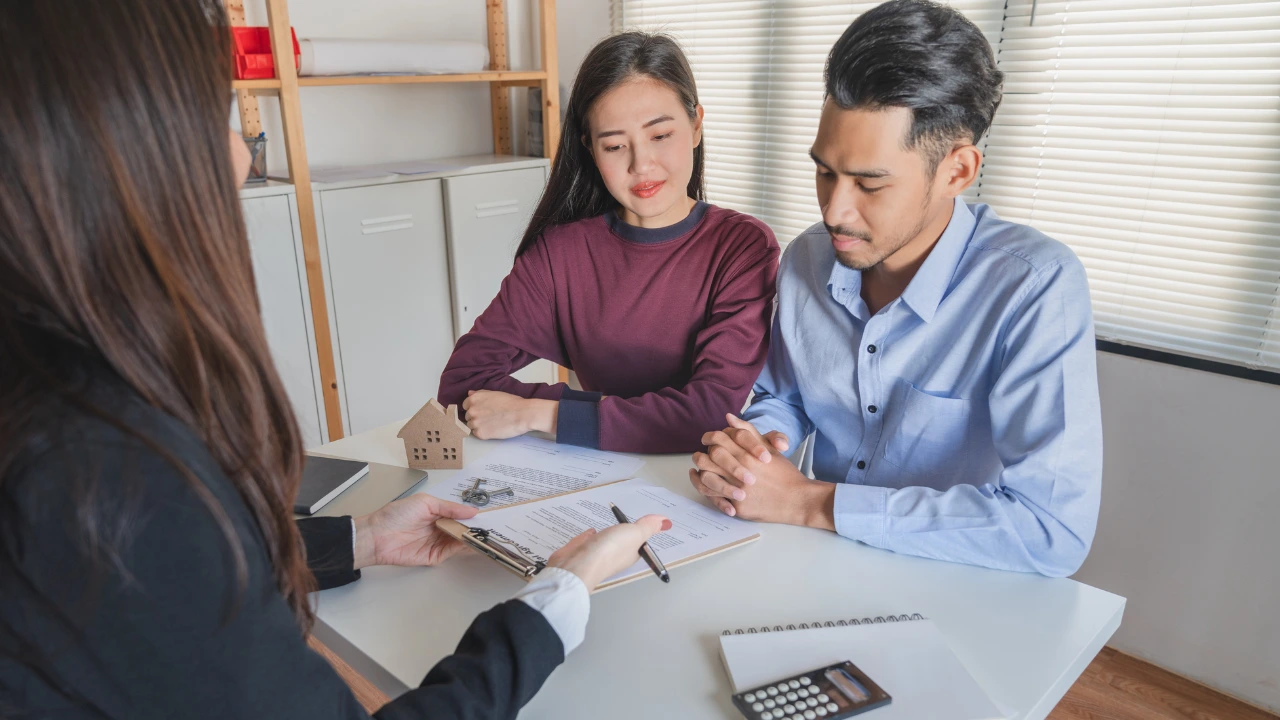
[881,383,974,479]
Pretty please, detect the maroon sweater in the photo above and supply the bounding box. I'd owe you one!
[438,202,778,453]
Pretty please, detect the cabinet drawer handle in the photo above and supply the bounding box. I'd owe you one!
[475,199,519,219]
[361,213,414,235]
[362,222,414,235]
[362,213,413,226]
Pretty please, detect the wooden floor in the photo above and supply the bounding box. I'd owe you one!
[311,637,1277,719]
[1048,647,1277,720]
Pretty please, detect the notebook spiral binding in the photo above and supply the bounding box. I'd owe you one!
[722,613,925,636]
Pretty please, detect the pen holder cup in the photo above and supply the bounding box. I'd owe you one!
[242,135,267,184]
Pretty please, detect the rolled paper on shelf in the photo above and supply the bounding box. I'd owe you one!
[298,39,490,77]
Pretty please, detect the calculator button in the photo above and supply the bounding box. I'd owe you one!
[799,676,812,685]
[752,702,764,712]
[746,693,757,703]
[806,697,820,708]
[760,712,772,720]
[786,692,798,702]
[789,680,801,689]
[767,687,779,696]
[797,688,809,699]
[816,693,829,703]
[764,698,776,708]
[804,712,816,720]
[815,708,827,717]
[826,703,840,713]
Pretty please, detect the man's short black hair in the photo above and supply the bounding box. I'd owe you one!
[824,0,1003,172]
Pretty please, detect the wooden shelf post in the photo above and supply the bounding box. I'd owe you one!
[538,0,561,162]
[263,0,346,441]
[486,0,513,155]
[225,0,263,137]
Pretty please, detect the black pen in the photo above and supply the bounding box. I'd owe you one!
[609,502,670,583]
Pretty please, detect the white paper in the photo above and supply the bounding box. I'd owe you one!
[720,620,1005,720]
[456,478,759,585]
[423,437,645,510]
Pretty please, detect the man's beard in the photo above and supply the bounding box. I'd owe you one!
[828,191,935,271]
[829,212,931,271]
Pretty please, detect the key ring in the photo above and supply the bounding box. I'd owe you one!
[460,479,514,507]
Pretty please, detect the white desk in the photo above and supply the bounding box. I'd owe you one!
[310,422,1125,720]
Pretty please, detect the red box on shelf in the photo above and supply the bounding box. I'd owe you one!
[232,27,300,80]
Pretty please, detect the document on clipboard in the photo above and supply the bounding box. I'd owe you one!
[422,436,646,510]
[436,478,760,592]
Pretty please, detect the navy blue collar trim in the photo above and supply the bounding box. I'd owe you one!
[605,201,709,244]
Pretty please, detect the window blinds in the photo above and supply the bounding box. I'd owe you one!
[611,1,1007,243]
[613,0,1280,372]
[979,0,1280,370]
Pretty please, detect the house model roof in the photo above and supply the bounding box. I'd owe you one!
[397,398,471,438]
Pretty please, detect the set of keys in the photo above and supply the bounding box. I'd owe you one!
[460,478,514,507]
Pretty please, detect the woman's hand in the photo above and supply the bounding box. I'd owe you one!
[353,494,479,570]
[462,389,558,440]
[546,514,672,591]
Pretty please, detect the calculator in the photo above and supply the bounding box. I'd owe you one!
[730,661,891,720]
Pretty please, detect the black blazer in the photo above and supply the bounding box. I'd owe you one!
[0,386,564,719]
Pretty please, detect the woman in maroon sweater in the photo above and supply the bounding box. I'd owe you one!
[438,33,778,454]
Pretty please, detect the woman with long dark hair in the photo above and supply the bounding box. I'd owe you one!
[438,33,779,454]
[0,1,666,717]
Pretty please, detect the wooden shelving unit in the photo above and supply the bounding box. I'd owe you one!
[226,0,561,441]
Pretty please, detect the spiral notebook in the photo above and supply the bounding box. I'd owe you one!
[719,614,1005,719]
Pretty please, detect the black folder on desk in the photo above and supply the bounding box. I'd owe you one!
[294,456,370,515]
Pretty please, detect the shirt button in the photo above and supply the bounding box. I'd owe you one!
[867,344,877,353]
[856,460,866,470]
[867,405,877,414]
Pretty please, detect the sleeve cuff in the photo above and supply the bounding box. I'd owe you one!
[531,381,570,402]
[832,483,891,547]
[556,389,603,449]
[297,515,362,590]
[513,566,591,654]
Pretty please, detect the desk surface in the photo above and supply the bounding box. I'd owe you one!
[310,422,1125,720]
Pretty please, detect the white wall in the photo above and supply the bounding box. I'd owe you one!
[237,0,610,171]
[554,0,612,91]
[1077,352,1280,712]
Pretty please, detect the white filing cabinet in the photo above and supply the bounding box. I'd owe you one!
[442,166,546,337]
[239,182,328,449]
[310,155,555,437]
[317,179,456,436]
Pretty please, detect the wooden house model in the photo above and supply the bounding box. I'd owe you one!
[398,399,470,470]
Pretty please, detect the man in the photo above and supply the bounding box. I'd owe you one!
[689,0,1102,577]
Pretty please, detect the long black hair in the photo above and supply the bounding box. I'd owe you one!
[0,0,314,646]
[516,32,705,257]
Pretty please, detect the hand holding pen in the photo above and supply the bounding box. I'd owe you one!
[610,502,670,583]
[545,511,672,592]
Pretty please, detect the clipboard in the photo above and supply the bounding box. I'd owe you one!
[437,518,547,578]
[435,479,761,593]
